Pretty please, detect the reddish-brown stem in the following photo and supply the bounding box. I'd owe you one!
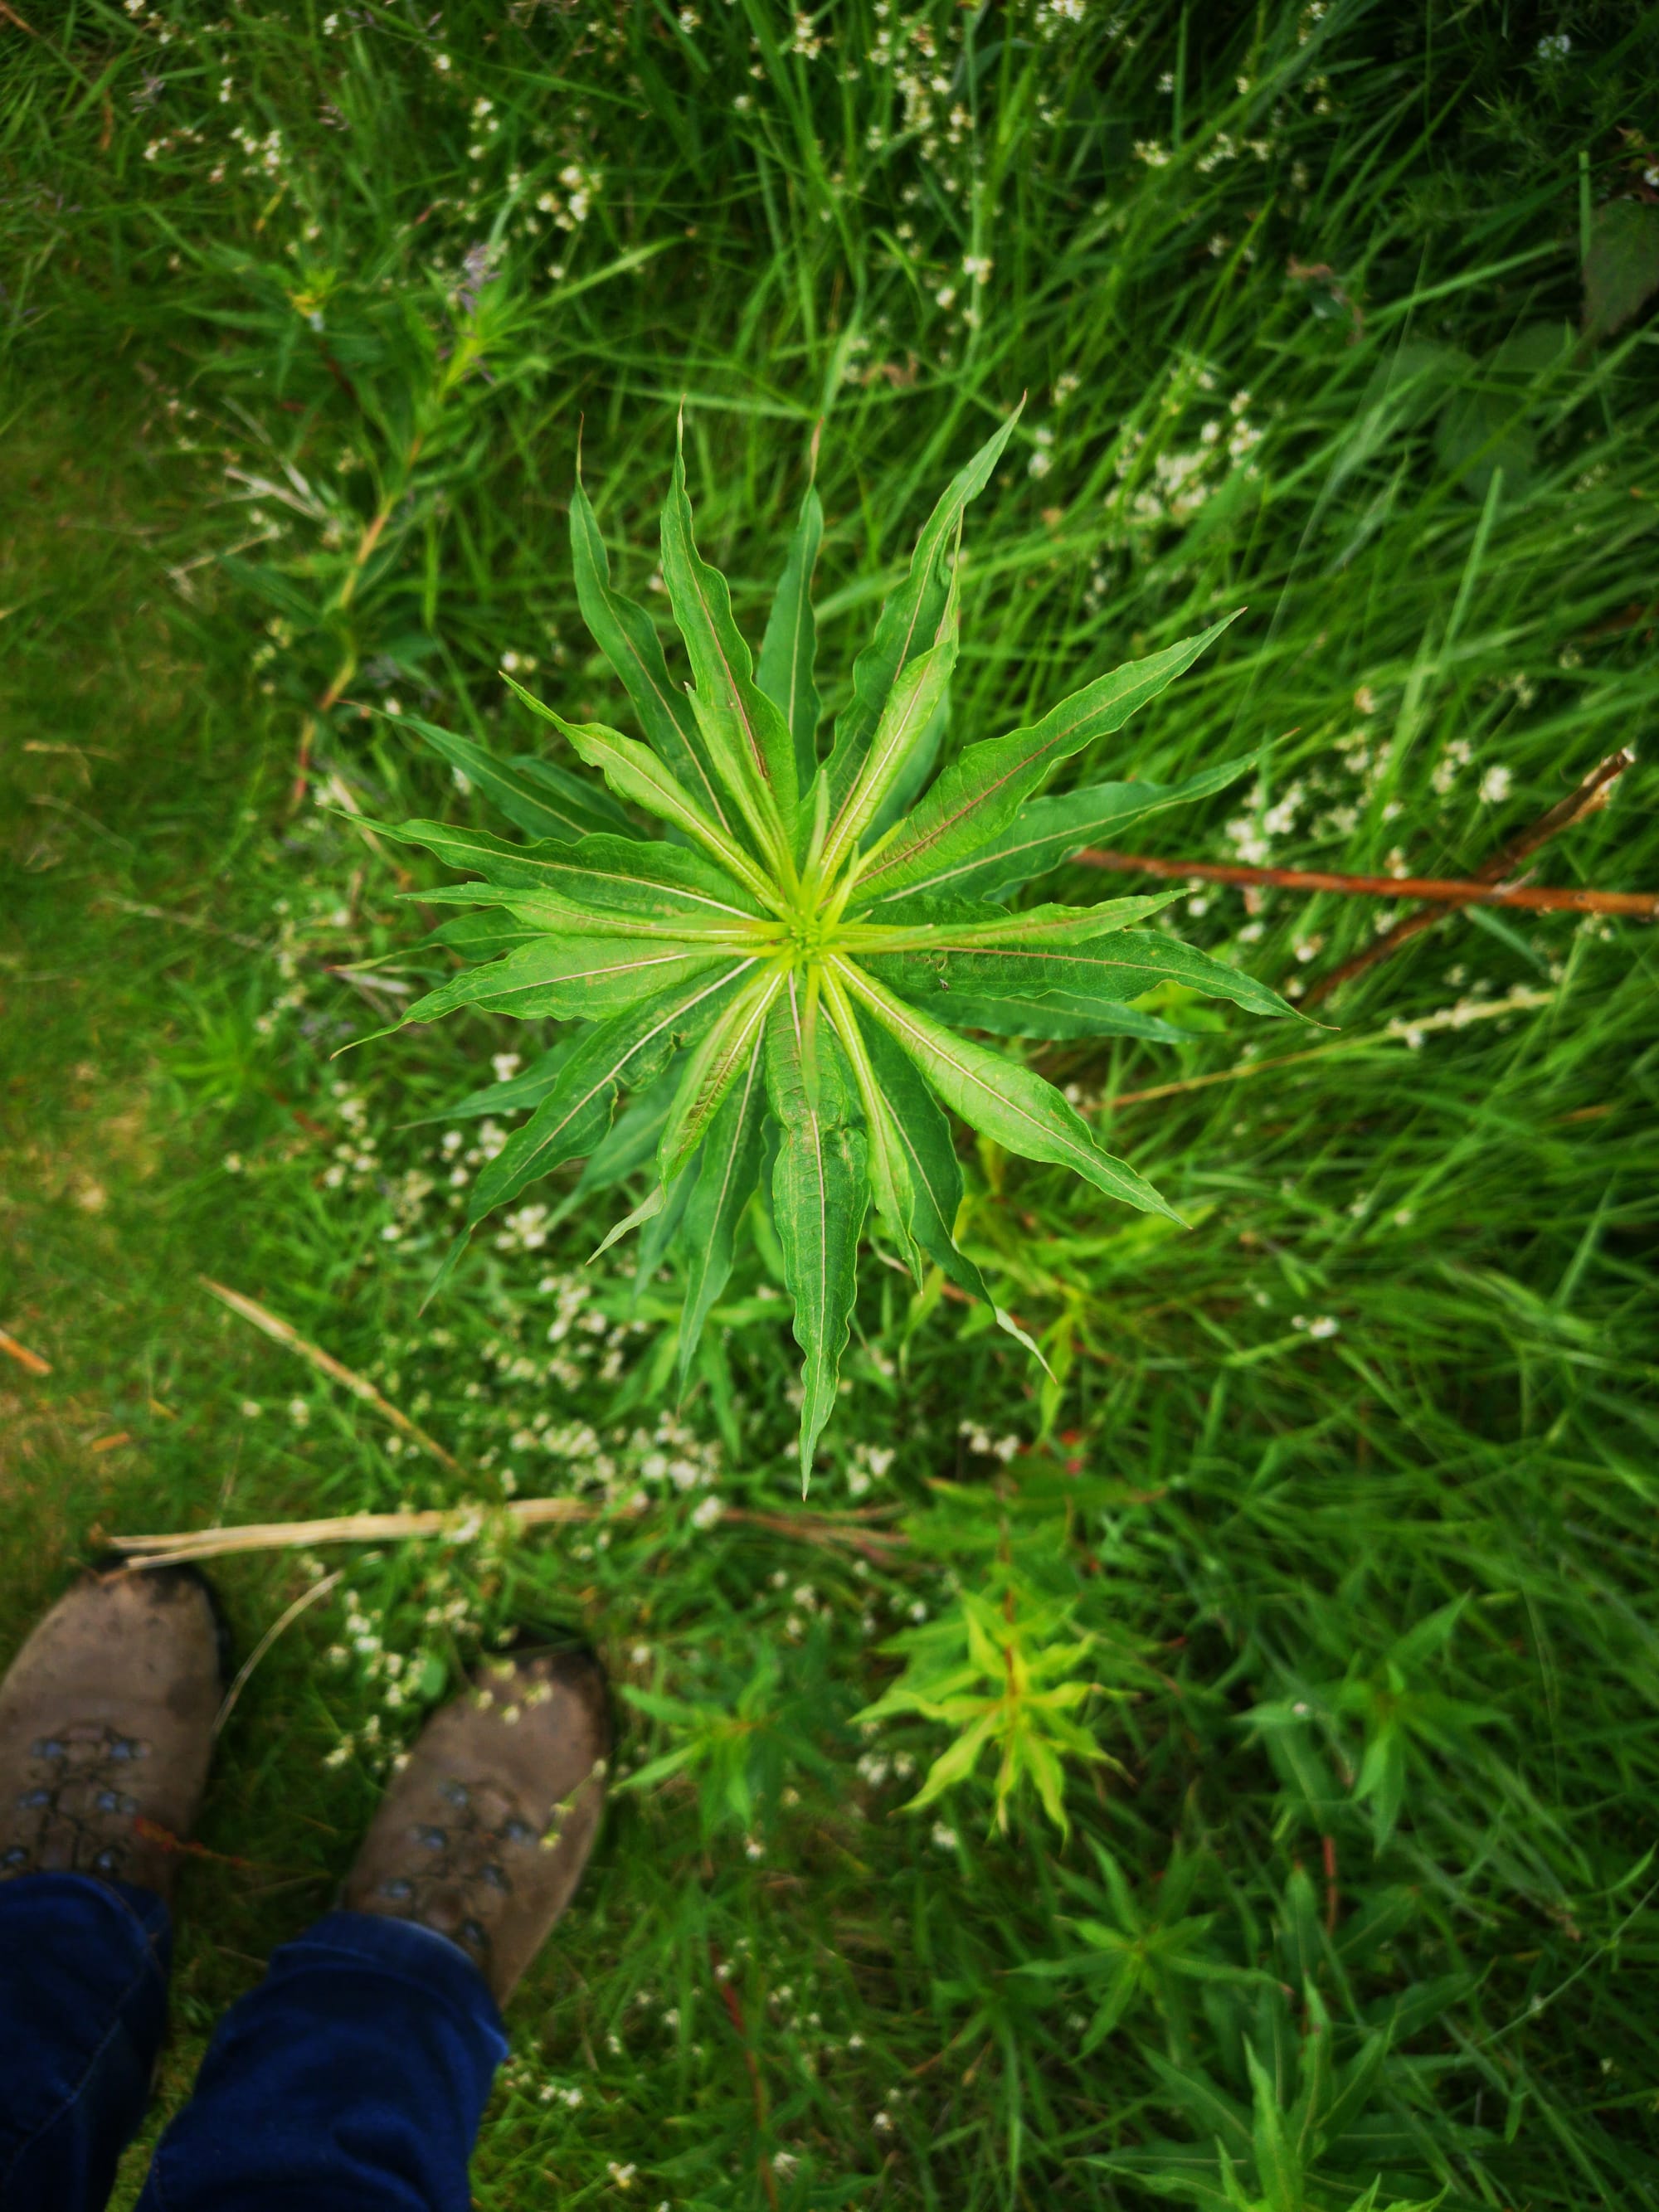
[1302,751,1633,1005]
[288,654,359,815]
[1075,846,1652,918]
[710,1945,780,2212]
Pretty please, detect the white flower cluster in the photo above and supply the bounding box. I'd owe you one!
[844,1439,894,1500]
[957,1420,1022,1463]
[536,162,602,231]
[321,1086,379,1191]
[320,1557,483,1772]
[855,1746,917,1787]
[1119,386,1263,528]
[228,121,285,179]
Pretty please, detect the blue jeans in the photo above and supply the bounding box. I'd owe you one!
[0,1873,509,2211]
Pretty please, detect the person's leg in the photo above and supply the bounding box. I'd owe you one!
[134,1911,504,2212]
[139,1646,610,2212]
[0,1874,173,2212]
[0,1568,224,2212]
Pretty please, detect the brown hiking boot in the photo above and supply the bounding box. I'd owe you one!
[0,1565,226,1900]
[341,1645,611,2004]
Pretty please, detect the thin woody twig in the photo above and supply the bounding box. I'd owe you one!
[1303,751,1633,1006]
[114,1502,589,1567]
[108,1500,905,1572]
[0,1328,51,1376]
[1074,843,1653,917]
[201,1277,465,1475]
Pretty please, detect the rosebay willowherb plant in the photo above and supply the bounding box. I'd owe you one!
[376,413,1296,1473]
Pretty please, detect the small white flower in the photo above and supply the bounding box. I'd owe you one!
[241,1398,262,1419]
[1535,32,1570,60]
[1478,764,1512,805]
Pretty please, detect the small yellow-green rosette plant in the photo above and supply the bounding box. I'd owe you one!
[375,414,1293,1472]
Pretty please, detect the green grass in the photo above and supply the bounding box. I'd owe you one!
[4,2,1659,2205]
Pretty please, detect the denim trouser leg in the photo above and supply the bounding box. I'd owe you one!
[138,1911,508,2212]
[0,1875,508,2212]
[0,1871,173,2212]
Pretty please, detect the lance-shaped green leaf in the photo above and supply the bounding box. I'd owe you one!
[377,819,763,925]
[912,994,1191,1044]
[858,614,1240,903]
[586,1183,670,1265]
[636,1149,697,1299]
[395,709,625,841]
[674,1036,768,1389]
[756,477,824,791]
[415,883,757,947]
[820,549,959,875]
[401,934,741,1027]
[863,930,1298,1024]
[820,970,926,1284]
[662,442,799,853]
[867,680,949,845]
[511,693,782,912]
[511,754,636,834]
[765,984,869,1473]
[815,409,1022,823]
[907,751,1260,902]
[427,912,542,964]
[850,892,1175,954]
[465,966,753,1228]
[834,989,1044,1360]
[836,960,1180,1223]
[575,1055,686,1195]
[406,1038,581,1125]
[570,465,736,835]
[658,964,786,1186]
